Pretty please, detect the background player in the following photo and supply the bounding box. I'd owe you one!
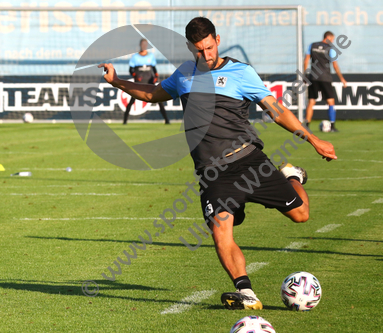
[124,39,170,125]
[304,31,347,132]
[99,17,337,311]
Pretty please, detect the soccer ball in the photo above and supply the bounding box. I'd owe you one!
[22,113,34,123]
[319,120,331,132]
[230,316,275,333]
[281,271,322,311]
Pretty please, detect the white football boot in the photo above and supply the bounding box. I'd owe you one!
[221,288,263,310]
[279,163,308,185]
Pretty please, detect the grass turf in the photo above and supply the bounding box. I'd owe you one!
[0,120,382,332]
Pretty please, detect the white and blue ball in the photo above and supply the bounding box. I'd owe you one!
[22,113,34,123]
[319,120,331,132]
[281,271,322,311]
[230,316,275,333]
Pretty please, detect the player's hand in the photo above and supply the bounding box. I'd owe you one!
[312,138,337,162]
[98,63,118,85]
[341,78,347,88]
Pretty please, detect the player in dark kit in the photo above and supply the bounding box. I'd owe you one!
[304,31,347,132]
[123,38,170,125]
[99,18,337,310]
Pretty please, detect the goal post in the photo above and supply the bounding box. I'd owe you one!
[0,5,304,121]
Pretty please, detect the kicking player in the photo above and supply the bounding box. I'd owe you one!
[99,17,337,311]
[304,31,347,132]
[124,38,170,125]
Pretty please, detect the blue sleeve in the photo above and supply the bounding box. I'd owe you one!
[306,44,312,55]
[129,54,136,67]
[161,70,179,99]
[150,53,157,66]
[241,66,272,103]
[329,48,336,62]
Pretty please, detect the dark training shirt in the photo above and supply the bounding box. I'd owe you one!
[129,52,157,83]
[306,42,336,82]
[161,57,272,170]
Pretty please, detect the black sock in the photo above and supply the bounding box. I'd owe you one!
[331,122,335,129]
[233,275,252,290]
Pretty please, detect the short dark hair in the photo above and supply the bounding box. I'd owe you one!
[140,38,147,44]
[185,17,216,44]
[323,31,334,39]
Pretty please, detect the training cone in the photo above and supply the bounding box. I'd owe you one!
[0,164,5,171]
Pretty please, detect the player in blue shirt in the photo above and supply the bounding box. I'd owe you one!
[123,39,170,124]
[99,17,336,311]
[304,31,347,132]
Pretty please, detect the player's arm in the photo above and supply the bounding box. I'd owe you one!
[304,54,311,72]
[98,63,172,103]
[332,61,347,87]
[258,95,337,161]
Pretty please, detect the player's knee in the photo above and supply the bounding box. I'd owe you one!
[292,210,309,223]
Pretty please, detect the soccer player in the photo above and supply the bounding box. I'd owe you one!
[304,31,347,132]
[123,38,170,125]
[99,17,337,311]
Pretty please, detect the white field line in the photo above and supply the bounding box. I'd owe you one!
[16,167,163,171]
[310,176,382,181]
[309,194,382,197]
[2,183,185,188]
[293,157,383,164]
[17,217,203,221]
[315,224,343,233]
[18,168,133,171]
[161,289,216,315]
[348,159,383,164]
[7,193,124,196]
[347,209,371,217]
[278,242,308,252]
[246,262,269,274]
[309,194,357,197]
[342,150,383,153]
[372,198,383,204]
[310,168,368,171]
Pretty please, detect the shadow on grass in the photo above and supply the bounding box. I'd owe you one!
[0,279,183,304]
[201,304,288,311]
[25,236,383,258]
[293,236,383,243]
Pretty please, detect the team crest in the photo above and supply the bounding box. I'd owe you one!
[216,76,227,87]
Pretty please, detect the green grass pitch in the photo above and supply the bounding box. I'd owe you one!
[0,120,382,332]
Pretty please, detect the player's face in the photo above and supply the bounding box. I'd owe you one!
[191,34,221,70]
[140,40,148,51]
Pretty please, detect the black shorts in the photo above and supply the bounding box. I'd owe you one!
[199,147,303,226]
[308,81,334,100]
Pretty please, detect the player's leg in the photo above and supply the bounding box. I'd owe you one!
[321,81,338,132]
[305,81,319,126]
[305,99,316,124]
[123,98,135,124]
[327,98,338,132]
[209,211,246,280]
[208,212,263,310]
[279,164,309,223]
[158,102,170,124]
[281,179,309,223]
